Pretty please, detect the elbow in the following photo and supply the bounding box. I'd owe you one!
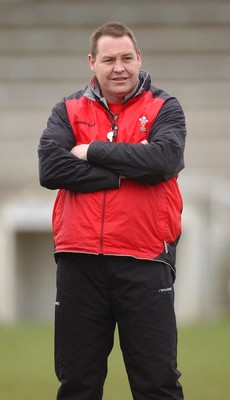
[161,157,185,181]
[39,168,57,190]
[161,144,185,176]
[39,176,53,190]
[38,152,59,190]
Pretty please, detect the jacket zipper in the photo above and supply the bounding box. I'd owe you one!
[107,110,119,142]
[100,112,119,252]
[111,114,119,142]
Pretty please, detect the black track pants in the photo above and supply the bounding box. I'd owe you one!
[55,253,184,400]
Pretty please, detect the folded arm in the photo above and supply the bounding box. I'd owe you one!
[86,98,187,185]
[38,100,120,193]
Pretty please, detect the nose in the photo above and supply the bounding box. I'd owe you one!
[114,60,125,73]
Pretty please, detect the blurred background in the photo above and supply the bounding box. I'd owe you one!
[0,0,230,398]
[1,0,230,324]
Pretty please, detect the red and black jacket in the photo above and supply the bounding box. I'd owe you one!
[38,71,186,274]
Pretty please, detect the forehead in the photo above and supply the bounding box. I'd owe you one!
[96,35,136,57]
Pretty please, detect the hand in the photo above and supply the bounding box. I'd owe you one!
[141,140,148,144]
[71,144,89,161]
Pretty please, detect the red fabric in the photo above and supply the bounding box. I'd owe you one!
[52,92,182,260]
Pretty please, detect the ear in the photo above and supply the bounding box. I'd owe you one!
[137,49,142,67]
[88,54,96,72]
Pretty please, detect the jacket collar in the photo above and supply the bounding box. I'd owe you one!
[84,70,151,108]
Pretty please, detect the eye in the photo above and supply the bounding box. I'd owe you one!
[123,56,133,62]
[103,58,114,64]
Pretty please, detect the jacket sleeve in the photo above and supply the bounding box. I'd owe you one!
[87,97,186,185]
[38,100,120,193]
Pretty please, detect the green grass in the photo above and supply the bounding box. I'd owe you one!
[178,318,230,400]
[0,324,57,400]
[0,318,230,400]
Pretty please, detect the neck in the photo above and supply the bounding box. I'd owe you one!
[108,102,123,114]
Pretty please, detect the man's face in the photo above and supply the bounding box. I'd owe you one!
[88,35,142,103]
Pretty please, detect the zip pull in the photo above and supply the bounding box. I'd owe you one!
[107,131,114,142]
[107,114,119,142]
[164,240,169,254]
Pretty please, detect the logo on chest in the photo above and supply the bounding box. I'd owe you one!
[139,116,148,132]
[74,120,96,127]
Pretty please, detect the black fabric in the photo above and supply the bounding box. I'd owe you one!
[38,101,120,193]
[55,253,184,400]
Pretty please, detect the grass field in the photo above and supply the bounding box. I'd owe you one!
[0,317,230,400]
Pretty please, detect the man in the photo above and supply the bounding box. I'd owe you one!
[38,21,186,400]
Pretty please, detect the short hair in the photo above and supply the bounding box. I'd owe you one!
[90,21,139,59]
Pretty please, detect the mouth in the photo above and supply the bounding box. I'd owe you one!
[111,77,128,82]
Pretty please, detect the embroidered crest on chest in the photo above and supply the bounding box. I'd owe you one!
[139,116,148,132]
